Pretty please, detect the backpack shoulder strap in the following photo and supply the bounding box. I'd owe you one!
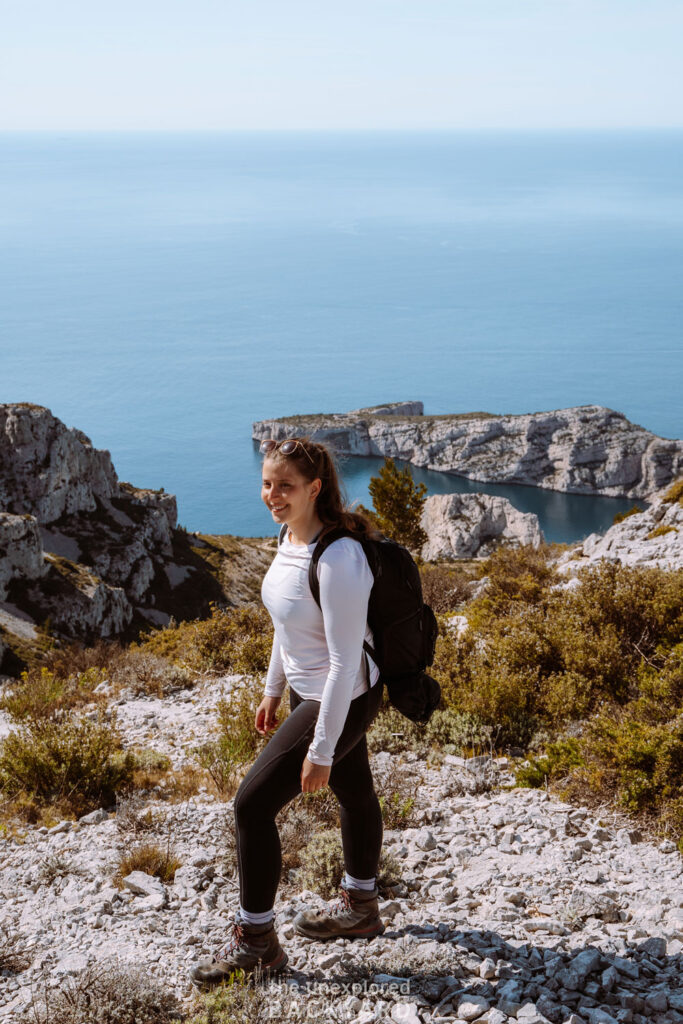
[277,523,288,547]
[308,526,354,608]
[309,528,380,669]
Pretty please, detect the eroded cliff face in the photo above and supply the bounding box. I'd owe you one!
[420,493,544,560]
[555,484,683,574]
[0,404,272,674]
[253,402,682,499]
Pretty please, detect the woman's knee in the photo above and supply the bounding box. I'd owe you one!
[329,779,378,811]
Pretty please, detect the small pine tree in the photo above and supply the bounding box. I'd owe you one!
[363,458,428,551]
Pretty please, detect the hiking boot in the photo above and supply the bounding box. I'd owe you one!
[293,879,385,941]
[190,915,288,989]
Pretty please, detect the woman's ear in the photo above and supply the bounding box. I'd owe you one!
[310,478,322,501]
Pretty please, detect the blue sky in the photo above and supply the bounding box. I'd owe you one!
[2,0,682,130]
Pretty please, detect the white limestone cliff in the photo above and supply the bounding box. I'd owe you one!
[420,493,544,560]
[555,483,683,575]
[253,402,682,500]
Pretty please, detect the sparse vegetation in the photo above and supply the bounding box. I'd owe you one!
[647,523,677,539]
[186,968,294,1024]
[296,828,402,898]
[113,840,182,888]
[661,476,683,506]
[0,925,32,973]
[193,679,269,796]
[613,504,644,524]
[27,959,182,1024]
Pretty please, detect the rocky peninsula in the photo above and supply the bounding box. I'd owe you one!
[253,402,683,500]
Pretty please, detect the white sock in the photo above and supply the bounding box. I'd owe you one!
[344,871,376,891]
[239,906,274,925]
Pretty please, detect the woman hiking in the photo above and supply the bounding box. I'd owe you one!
[191,436,386,988]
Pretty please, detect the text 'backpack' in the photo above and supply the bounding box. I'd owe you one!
[279,523,441,724]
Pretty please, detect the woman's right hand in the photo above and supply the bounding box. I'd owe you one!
[255,695,282,735]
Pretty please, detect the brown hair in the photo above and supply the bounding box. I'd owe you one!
[262,436,380,539]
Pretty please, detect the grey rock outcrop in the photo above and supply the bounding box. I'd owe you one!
[556,481,682,574]
[0,403,120,523]
[0,513,48,599]
[0,404,271,668]
[253,402,682,499]
[420,493,544,560]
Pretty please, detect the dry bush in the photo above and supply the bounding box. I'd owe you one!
[37,853,84,886]
[613,505,644,525]
[662,476,683,505]
[0,925,32,973]
[113,840,182,888]
[127,748,172,790]
[27,959,182,1024]
[419,564,473,613]
[115,793,165,837]
[40,638,195,699]
[41,638,133,682]
[157,765,214,802]
[372,758,422,829]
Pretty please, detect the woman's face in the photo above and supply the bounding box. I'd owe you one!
[261,457,321,525]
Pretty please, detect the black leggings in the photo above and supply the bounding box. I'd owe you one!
[233,681,384,913]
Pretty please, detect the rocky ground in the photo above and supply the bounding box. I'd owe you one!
[1,675,682,1023]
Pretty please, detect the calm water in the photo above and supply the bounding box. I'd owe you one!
[1,131,681,542]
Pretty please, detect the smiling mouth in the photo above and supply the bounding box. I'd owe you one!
[270,505,287,512]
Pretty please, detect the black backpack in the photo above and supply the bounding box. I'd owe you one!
[279,524,441,723]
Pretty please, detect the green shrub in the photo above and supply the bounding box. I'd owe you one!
[0,711,135,819]
[366,704,428,755]
[424,708,495,753]
[516,738,585,788]
[186,969,289,1024]
[186,603,273,675]
[363,457,428,551]
[468,543,559,625]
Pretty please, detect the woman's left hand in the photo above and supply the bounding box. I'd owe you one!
[301,756,331,793]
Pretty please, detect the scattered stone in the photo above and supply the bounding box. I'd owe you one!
[457,996,491,1021]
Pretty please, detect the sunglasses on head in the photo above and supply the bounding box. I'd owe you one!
[259,438,314,464]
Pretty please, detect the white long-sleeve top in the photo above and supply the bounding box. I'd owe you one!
[261,531,380,766]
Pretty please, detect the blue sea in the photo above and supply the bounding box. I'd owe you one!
[1,131,681,543]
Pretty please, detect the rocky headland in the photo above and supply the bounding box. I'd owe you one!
[0,404,273,674]
[252,402,683,500]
